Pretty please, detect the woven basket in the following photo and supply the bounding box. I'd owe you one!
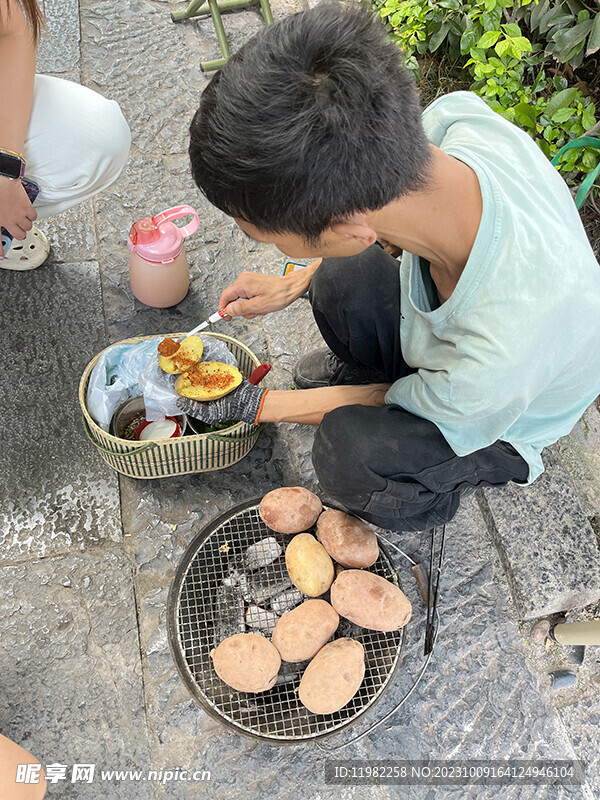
[79,332,263,479]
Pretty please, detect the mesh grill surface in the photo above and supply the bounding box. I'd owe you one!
[171,502,405,742]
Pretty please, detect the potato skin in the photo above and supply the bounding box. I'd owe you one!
[316,510,379,568]
[330,570,412,631]
[299,639,365,714]
[259,487,323,534]
[210,633,281,693]
[285,534,335,597]
[271,599,339,662]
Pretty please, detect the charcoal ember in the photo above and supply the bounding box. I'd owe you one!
[274,659,309,687]
[270,588,304,615]
[336,617,362,639]
[213,585,246,645]
[249,555,292,604]
[245,604,279,635]
[245,537,282,571]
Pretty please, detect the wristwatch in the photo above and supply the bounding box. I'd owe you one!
[0,149,26,180]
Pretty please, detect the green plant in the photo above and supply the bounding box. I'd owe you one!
[519,0,600,68]
[375,0,599,188]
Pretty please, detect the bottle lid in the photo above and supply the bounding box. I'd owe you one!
[129,217,160,245]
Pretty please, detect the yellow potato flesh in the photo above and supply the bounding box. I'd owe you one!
[174,361,243,400]
[158,336,204,374]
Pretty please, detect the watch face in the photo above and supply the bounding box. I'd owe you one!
[0,152,22,179]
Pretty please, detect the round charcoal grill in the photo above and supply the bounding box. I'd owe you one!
[167,498,407,744]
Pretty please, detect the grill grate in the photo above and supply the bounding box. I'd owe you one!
[167,499,406,743]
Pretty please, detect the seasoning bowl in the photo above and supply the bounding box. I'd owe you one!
[110,395,187,440]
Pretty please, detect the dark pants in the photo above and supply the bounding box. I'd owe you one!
[310,245,529,531]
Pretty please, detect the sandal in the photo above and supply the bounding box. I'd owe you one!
[0,225,51,270]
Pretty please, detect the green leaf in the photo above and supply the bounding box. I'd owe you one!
[551,107,576,123]
[477,29,502,47]
[461,23,481,53]
[502,22,522,37]
[482,8,502,30]
[586,11,600,56]
[550,19,593,62]
[530,0,550,32]
[581,149,599,170]
[495,38,511,56]
[509,36,533,56]
[429,22,451,51]
[514,100,538,128]
[545,87,580,118]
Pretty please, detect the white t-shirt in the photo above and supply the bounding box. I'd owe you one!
[385,91,600,483]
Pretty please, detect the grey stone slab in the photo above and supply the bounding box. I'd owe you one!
[0,261,121,564]
[0,549,152,799]
[37,200,99,263]
[122,481,593,799]
[558,399,600,518]
[478,450,600,620]
[36,0,81,74]
[79,0,204,155]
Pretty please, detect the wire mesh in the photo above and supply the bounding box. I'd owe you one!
[168,499,406,743]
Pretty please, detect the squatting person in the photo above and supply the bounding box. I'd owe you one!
[178,2,600,532]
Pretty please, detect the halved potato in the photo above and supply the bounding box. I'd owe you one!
[158,336,204,374]
[175,361,243,400]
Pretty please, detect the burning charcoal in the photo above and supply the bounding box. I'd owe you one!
[245,604,279,636]
[245,537,282,571]
[249,555,292,604]
[213,585,246,645]
[270,588,304,615]
[238,574,252,603]
[275,659,309,687]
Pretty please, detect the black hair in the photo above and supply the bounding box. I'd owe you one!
[189,1,432,242]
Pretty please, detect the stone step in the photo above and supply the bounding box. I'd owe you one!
[477,448,600,620]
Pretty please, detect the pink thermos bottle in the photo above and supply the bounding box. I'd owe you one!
[127,206,200,308]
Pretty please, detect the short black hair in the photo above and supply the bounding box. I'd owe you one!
[189,1,432,242]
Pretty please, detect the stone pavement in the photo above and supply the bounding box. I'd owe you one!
[1,1,599,798]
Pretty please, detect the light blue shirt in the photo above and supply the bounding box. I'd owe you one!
[385,91,600,483]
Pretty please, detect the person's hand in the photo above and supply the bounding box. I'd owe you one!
[218,268,313,320]
[177,381,269,426]
[0,177,37,255]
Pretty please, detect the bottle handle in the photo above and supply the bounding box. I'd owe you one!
[153,206,200,239]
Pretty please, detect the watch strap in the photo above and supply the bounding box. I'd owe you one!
[0,149,26,180]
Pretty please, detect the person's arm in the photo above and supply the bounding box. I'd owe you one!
[178,381,391,429]
[0,0,38,249]
[218,259,322,319]
[259,384,390,426]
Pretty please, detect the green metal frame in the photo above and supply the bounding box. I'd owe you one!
[172,0,273,72]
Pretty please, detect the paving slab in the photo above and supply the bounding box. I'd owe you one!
[0,549,152,799]
[120,491,593,800]
[0,261,121,564]
[36,0,81,75]
[79,0,205,156]
[37,200,99,264]
[477,449,600,620]
[558,398,600,519]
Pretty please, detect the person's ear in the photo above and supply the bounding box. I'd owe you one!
[330,216,377,248]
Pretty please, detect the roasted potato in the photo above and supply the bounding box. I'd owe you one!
[271,599,339,662]
[174,361,242,400]
[316,509,379,568]
[157,336,203,373]
[285,533,335,597]
[298,638,365,714]
[330,569,412,632]
[210,633,281,693]
[259,487,323,534]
